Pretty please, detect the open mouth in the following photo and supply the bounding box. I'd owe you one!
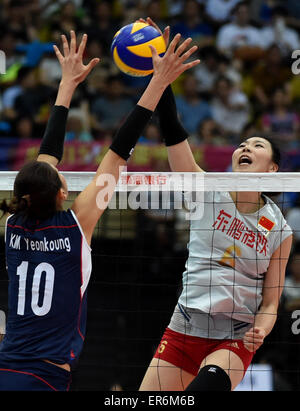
[239,155,252,165]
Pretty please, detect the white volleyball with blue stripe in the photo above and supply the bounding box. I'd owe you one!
[111,22,166,77]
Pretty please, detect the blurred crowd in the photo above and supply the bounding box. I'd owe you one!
[0,0,300,150]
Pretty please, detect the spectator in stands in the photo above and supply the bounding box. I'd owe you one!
[91,75,134,139]
[84,38,118,79]
[84,1,119,54]
[175,73,212,137]
[54,1,83,33]
[0,29,19,68]
[241,121,261,140]
[260,5,300,56]
[65,110,93,142]
[74,36,119,105]
[244,44,292,109]
[2,67,37,120]
[12,67,56,130]
[139,121,162,145]
[12,115,35,139]
[38,0,84,19]
[48,3,86,54]
[194,46,221,95]
[39,53,63,88]
[194,46,242,96]
[248,0,275,25]
[216,0,265,60]
[0,30,23,85]
[284,0,300,30]
[261,87,300,150]
[195,117,227,146]
[217,53,243,88]
[286,194,300,243]
[204,0,242,28]
[211,75,249,142]
[165,0,183,18]
[171,0,214,48]
[1,0,33,42]
[15,41,55,69]
[145,0,167,32]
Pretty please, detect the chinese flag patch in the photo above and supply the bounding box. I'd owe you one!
[258,216,275,232]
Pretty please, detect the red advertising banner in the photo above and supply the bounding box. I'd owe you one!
[11,140,235,172]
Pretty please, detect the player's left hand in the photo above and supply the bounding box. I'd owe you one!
[53,30,100,87]
[243,327,266,352]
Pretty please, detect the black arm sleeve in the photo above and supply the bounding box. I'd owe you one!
[156,85,188,146]
[38,105,69,163]
[109,104,153,161]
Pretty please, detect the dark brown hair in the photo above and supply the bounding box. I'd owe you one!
[246,133,281,170]
[0,161,62,221]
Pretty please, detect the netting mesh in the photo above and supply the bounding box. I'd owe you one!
[0,172,300,391]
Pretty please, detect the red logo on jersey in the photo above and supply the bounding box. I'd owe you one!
[258,216,275,232]
[213,210,269,256]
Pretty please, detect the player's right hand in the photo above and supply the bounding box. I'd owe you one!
[150,33,200,86]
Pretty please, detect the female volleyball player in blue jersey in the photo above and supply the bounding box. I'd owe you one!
[0,30,200,391]
[139,18,293,392]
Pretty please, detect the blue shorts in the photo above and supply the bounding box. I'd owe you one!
[0,358,71,391]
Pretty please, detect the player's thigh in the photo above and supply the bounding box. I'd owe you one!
[139,358,195,391]
[200,349,245,390]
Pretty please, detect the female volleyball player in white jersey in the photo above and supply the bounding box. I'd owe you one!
[0,30,199,391]
[139,18,293,392]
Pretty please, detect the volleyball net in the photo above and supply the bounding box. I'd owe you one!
[0,171,300,391]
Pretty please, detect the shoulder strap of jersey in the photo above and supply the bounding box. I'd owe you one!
[69,209,91,252]
[4,214,14,244]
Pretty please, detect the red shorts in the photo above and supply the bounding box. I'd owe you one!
[154,327,254,376]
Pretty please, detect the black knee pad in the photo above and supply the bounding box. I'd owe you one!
[185,364,232,391]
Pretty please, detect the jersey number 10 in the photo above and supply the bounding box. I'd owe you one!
[16,261,55,316]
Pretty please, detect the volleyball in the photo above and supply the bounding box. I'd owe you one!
[111,22,166,77]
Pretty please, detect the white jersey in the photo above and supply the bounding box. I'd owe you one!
[178,191,292,324]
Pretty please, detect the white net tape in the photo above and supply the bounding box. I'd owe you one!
[1,171,300,192]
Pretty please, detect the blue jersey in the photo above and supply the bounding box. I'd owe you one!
[0,209,92,369]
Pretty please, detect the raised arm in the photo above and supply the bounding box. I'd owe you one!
[37,31,99,166]
[71,33,200,244]
[141,17,203,173]
[156,85,203,172]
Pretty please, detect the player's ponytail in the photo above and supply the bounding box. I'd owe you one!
[8,160,63,221]
[0,196,29,218]
[0,199,10,217]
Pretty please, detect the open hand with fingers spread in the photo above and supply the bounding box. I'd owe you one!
[137,30,200,112]
[138,16,199,86]
[53,30,100,87]
[150,33,199,85]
